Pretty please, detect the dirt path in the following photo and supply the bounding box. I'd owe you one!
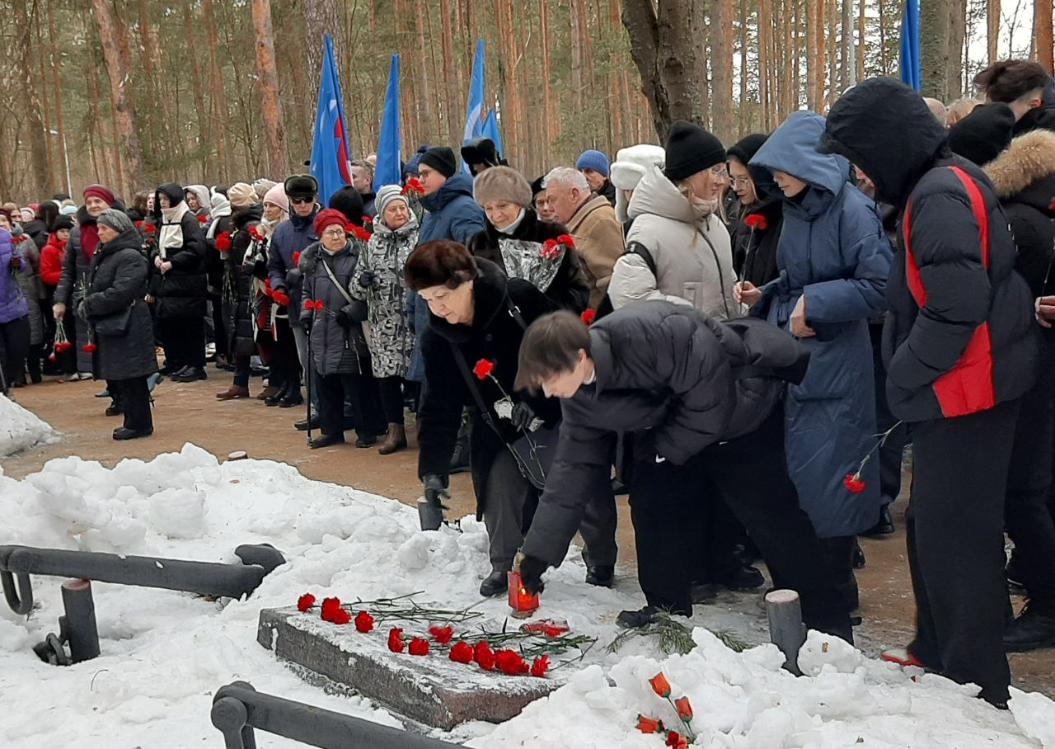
[4,373,1053,697]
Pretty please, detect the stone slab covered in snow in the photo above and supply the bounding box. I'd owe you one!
[259,607,557,729]
[0,395,55,457]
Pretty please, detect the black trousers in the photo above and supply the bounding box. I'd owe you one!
[316,371,386,439]
[0,316,30,392]
[871,324,908,507]
[378,376,405,425]
[907,399,1019,706]
[111,376,153,432]
[158,316,205,370]
[629,406,851,638]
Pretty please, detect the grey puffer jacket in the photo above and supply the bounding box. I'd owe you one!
[521,301,809,565]
[12,234,44,346]
[300,240,372,377]
[610,164,742,320]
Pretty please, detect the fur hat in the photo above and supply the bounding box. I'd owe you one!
[227,182,258,209]
[610,144,666,223]
[419,147,458,179]
[473,166,532,208]
[284,174,319,200]
[262,183,288,211]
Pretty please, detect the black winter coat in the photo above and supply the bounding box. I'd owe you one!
[300,240,372,376]
[730,195,783,287]
[820,77,1036,421]
[417,259,559,516]
[152,211,208,320]
[223,206,262,356]
[521,301,809,565]
[206,213,235,296]
[466,209,590,312]
[83,230,157,381]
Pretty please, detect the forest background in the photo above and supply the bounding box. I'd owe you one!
[0,0,1051,202]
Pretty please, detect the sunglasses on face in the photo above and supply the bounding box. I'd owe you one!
[290,197,314,205]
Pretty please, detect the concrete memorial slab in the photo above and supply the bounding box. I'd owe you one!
[258,607,561,730]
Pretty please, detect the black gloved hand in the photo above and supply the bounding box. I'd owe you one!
[422,473,450,509]
[335,305,354,328]
[510,400,537,431]
[285,268,302,287]
[75,299,90,323]
[518,554,548,595]
[357,270,378,289]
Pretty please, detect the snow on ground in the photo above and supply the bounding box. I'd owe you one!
[0,394,56,457]
[0,443,1053,748]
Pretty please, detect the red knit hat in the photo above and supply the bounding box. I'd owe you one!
[83,184,116,206]
[313,208,348,237]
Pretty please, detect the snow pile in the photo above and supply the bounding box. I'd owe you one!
[474,628,1055,749]
[0,394,55,457]
[1,443,1054,748]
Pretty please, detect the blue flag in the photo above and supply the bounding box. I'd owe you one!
[462,39,486,173]
[481,108,503,160]
[900,0,922,92]
[310,35,353,206]
[374,55,402,191]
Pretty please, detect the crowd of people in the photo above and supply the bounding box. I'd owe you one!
[2,58,1054,710]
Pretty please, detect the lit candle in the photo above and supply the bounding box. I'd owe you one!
[507,570,539,617]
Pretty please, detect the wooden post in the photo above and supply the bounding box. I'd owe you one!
[765,589,806,676]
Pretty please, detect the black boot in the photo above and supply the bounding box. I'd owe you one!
[113,426,152,440]
[1003,605,1055,652]
[616,605,663,629]
[295,414,322,431]
[479,569,508,597]
[862,505,895,538]
[716,564,765,592]
[309,432,345,449]
[585,565,614,587]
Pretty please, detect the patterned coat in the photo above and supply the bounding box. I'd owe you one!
[350,218,418,379]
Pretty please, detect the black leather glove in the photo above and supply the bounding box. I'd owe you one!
[422,474,450,509]
[510,400,537,431]
[285,268,302,288]
[518,554,548,595]
[335,305,354,328]
[357,269,378,289]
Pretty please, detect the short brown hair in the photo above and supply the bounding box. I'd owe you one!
[974,60,1051,102]
[404,240,478,291]
[515,311,591,392]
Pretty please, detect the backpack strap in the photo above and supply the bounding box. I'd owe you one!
[624,240,658,277]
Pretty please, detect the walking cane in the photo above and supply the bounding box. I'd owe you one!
[305,294,314,446]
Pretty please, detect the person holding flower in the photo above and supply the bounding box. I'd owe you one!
[77,209,156,440]
[727,133,783,287]
[467,166,590,313]
[406,240,617,597]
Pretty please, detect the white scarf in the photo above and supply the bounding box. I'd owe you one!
[159,201,190,259]
[495,208,527,235]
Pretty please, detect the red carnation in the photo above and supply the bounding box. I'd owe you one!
[666,731,689,749]
[47,353,57,363]
[362,215,373,226]
[428,625,454,644]
[144,224,156,235]
[744,214,769,231]
[272,290,291,307]
[292,251,301,267]
[472,358,496,381]
[449,641,474,663]
[530,655,550,678]
[297,593,316,612]
[474,641,495,671]
[320,597,351,625]
[649,672,672,698]
[387,627,405,653]
[844,473,867,494]
[674,696,693,721]
[540,238,562,261]
[556,234,576,248]
[408,637,430,656]
[82,343,97,353]
[354,611,374,633]
[495,649,529,676]
[348,223,372,242]
[197,214,209,224]
[248,226,264,242]
[581,309,597,326]
[215,232,232,252]
[637,715,663,734]
[402,177,425,195]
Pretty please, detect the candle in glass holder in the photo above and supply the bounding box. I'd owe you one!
[507,570,539,617]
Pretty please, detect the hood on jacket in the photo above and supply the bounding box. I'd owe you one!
[627,163,696,224]
[421,173,476,214]
[210,192,232,219]
[154,183,186,221]
[984,128,1055,213]
[817,77,949,206]
[185,185,211,214]
[751,112,849,197]
[232,204,264,231]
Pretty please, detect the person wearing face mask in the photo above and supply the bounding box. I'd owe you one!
[736,112,892,617]
[608,122,741,322]
[467,166,590,313]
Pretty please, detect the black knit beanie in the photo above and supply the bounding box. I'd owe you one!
[663,121,726,182]
[948,103,1016,166]
[328,185,364,225]
[420,147,458,179]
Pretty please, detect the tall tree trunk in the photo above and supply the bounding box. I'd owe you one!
[739,0,750,134]
[857,0,867,78]
[946,0,966,100]
[179,1,210,174]
[541,0,555,166]
[47,0,69,196]
[1037,0,1054,70]
[826,0,837,108]
[13,0,50,196]
[987,0,1001,63]
[202,0,231,181]
[251,0,288,179]
[711,0,734,140]
[922,0,966,100]
[91,0,144,195]
[842,0,856,90]
[33,7,58,191]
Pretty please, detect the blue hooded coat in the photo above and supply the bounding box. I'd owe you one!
[750,112,893,538]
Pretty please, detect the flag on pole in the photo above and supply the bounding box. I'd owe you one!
[374,55,402,191]
[899,0,922,92]
[462,39,486,173]
[481,107,503,159]
[310,35,353,206]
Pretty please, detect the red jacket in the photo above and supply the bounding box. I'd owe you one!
[40,235,66,287]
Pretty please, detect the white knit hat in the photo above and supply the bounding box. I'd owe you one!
[610,144,665,223]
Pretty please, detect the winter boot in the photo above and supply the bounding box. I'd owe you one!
[479,570,509,597]
[378,424,408,455]
[216,385,250,400]
[1003,605,1055,652]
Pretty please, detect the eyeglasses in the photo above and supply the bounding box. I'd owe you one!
[730,176,753,187]
[709,165,729,178]
[290,197,314,205]
[321,227,346,238]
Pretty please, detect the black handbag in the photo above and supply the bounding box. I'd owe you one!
[92,302,135,336]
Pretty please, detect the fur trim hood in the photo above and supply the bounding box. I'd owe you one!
[984,128,1055,199]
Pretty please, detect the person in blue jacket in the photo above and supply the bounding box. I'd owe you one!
[734,111,892,613]
[407,147,487,471]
